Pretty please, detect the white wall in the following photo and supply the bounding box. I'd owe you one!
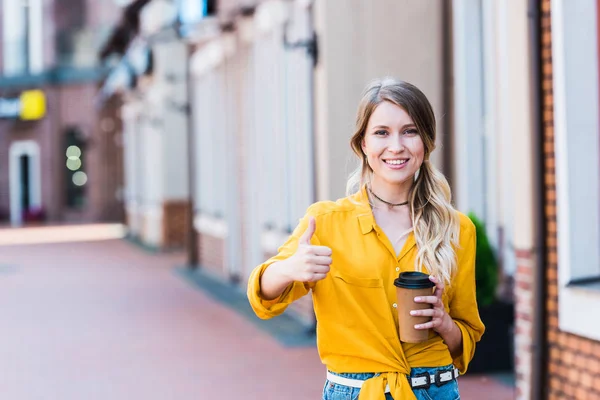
[314,0,445,201]
[452,0,486,218]
[151,41,190,202]
[122,102,142,234]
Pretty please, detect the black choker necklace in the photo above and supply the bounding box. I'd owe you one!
[367,186,409,207]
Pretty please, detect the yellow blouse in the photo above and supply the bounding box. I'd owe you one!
[247,186,485,400]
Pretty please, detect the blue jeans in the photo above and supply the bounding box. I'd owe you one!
[322,365,460,400]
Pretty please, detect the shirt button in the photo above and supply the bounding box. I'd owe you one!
[396,267,400,272]
[393,303,397,308]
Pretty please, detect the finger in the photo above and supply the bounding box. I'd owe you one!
[311,246,333,256]
[307,273,328,282]
[310,256,332,266]
[410,308,444,318]
[415,320,439,330]
[414,295,439,304]
[308,264,331,274]
[299,216,316,245]
[429,275,445,298]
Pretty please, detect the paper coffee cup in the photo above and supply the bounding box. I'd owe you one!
[394,271,435,343]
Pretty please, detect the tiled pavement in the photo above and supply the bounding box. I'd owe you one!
[0,225,515,399]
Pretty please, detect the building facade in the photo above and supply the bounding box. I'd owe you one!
[0,0,125,226]
[534,0,600,398]
[107,0,600,398]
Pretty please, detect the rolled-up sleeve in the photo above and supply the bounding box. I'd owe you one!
[247,213,318,320]
[450,221,486,373]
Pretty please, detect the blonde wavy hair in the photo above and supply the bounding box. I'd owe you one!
[347,78,460,285]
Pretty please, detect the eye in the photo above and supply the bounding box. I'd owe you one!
[403,129,419,136]
[374,130,388,136]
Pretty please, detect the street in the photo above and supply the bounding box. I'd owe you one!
[0,225,515,399]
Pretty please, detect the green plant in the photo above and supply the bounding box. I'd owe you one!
[467,213,498,307]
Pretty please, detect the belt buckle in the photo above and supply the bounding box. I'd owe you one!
[434,369,452,387]
[412,371,431,390]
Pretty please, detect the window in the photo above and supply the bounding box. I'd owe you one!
[552,0,600,340]
[176,0,216,37]
[2,0,43,76]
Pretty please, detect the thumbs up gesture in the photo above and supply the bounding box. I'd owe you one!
[288,217,332,282]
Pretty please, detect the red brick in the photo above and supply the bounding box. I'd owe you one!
[581,372,594,388]
[548,284,558,298]
[581,339,593,354]
[595,376,600,392]
[563,351,575,367]
[589,358,600,374]
[542,0,550,12]
[550,377,561,391]
[548,329,558,344]
[542,31,552,44]
[162,200,190,249]
[575,387,588,400]
[566,383,577,397]
[550,346,561,361]
[594,343,600,358]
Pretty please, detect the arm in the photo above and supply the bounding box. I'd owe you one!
[437,317,463,359]
[413,275,463,359]
[412,221,484,369]
[259,260,296,300]
[247,214,332,319]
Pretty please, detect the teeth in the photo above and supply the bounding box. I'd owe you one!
[385,160,407,165]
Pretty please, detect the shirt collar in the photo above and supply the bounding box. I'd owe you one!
[354,185,376,235]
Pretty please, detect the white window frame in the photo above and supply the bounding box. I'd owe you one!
[2,0,43,76]
[552,0,600,340]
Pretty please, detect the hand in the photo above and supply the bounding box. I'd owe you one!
[285,217,332,283]
[411,275,455,335]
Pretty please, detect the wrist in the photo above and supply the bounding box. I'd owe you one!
[437,314,456,337]
[271,259,294,283]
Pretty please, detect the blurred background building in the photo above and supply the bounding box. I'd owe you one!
[0,0,126,225]
[2,0,598,398]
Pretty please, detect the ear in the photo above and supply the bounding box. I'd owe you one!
[361,138,366,153]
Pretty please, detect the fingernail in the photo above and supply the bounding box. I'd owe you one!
[414,324,420,329]
[410,311,417,316]
[414,297,421,302]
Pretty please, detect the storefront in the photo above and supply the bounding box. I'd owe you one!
[0,83,124,226]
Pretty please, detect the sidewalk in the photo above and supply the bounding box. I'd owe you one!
[0,226,515,399]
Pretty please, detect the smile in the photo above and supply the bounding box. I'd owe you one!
[383,159,408,166]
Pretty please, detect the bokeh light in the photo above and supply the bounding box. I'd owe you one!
[72,171,88,186]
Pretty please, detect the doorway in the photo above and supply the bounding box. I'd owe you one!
[9,140,41,225]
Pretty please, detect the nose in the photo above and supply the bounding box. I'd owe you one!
[387,135,405,153]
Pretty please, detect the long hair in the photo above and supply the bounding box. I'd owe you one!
[347,77,460,284]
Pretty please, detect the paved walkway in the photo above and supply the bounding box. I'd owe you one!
[0,225,515,399]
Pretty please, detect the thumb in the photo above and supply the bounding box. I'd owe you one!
[299,216,316,245]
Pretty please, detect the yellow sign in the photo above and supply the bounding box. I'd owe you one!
[19,90,46,121]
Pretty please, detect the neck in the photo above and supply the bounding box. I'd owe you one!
[369,176,412,205]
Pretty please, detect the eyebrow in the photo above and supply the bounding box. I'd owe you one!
[371,124,416,130]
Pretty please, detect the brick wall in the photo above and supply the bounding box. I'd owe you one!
[198,233,226,276]
[514,247,535,399]
[540,0,600,398]
[162,200,189,249]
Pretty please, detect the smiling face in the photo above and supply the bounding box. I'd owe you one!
[361,101,425,190]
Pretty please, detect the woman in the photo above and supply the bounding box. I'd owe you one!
[247,78,485,400]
